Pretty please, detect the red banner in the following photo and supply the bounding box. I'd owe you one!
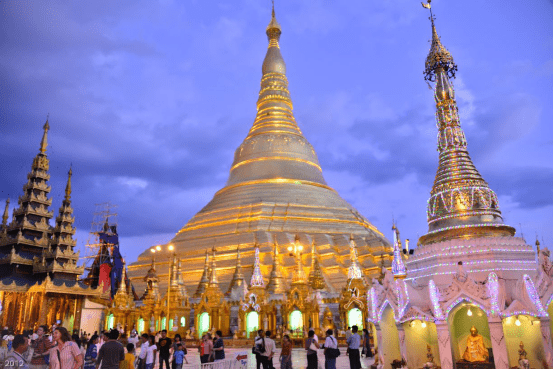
[99,263,111,293]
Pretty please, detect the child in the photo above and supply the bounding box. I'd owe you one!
[173,344,185,369]
[121,343,135,369]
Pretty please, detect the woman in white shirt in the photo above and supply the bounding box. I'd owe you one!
[146,336,157,369]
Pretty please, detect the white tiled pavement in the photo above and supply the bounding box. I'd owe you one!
[156,348,375,369]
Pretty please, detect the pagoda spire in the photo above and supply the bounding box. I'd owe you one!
[194,250,210,297]
[250,243,265,288]
[348,234,363,280]
[142,257,161,301]
[65,167,72,201]
[208,246,218,286]
[309,240,326,290]
[291,234,307,284]
[419,2,514,244]
[266,235,286,294]
[225,4,327,187]
[308,240,316,284]
[117,262,128,294]
[227,245,247,295]
[391,224,407,279]
[170,254,180,289]
[39,116,50,154]
[1,198,9,230]
[176,258,189,298]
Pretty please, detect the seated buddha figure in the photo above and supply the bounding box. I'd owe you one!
[462,326,489,362]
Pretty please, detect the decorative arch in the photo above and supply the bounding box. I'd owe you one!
[377,299,394,322]
[444,296,488,318]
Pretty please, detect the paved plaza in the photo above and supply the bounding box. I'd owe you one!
[173,348,375,369]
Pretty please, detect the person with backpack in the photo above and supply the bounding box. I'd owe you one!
[323,329,340,369]
[304,330,319,369]
[253,330,266,369]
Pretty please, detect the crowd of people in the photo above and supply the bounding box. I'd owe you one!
[0,324,374,369]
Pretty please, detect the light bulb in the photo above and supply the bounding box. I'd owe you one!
[156,245,162,251]
[168,245,174,251]
[515,319,521,326]
[421,322,427,328]
[150,249,156,253]
[467,309,473,316]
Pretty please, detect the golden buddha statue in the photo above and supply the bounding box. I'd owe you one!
[462,326,489,362]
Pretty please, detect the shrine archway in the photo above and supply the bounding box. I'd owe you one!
[502,314,545,369]
[107,313,114,330]
[448,302,491,363]
[403,320,439,369]
[137,318,144,334]
[379,305,401,369]
[348,308,363,329]
[198,312,210,338]
[246,311,259,338]
[289,310,303,332]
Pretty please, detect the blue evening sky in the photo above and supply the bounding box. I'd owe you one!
[0,0,552,264]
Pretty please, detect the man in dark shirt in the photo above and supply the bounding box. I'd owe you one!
[96,329,124,369]
[158,330,172,369]
[213,331,225,361]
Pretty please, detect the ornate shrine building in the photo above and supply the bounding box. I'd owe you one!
[366,6,553,369]
[127,6,395,339]
[0,120,106,333]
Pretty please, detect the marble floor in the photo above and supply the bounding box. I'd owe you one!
[177,348,375,369]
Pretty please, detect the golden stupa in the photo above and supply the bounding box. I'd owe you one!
[128,8,392,295]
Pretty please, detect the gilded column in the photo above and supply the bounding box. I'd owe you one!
[435,321,453,369]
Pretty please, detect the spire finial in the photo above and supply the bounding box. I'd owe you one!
[348,235,363,280]
[2,198,10,227]
[64,167,73,201]
[272,0,275,18]
[250,243,265,287]
[40,116,50,154]
[208,246,218,285]
[422,0,457,82]
[391,223,407,279]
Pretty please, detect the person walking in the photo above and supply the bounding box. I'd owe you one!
[96,329,124,369]
[120,344,134,369]
[136,334,149,369]
[213,331,225,361]
[30,326,52,369]
[172,345,184,369]
[6,335,30,369]
[279,335,292,369]
[253,330,266,369]
[83,335,99,369]
[361,329,373,359]
[199,334,212,364]
[345,327,352,342]
[145,336,157,369]
[346,326,361,369]
[50,327,84,369]
[261,331,275,369]
[304,330,319,369]
[157,331,171,369]
[323,330,339,369]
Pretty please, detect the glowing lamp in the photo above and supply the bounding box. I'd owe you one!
[168,244,174,251]
[150,249,155,253]
[515,318,521,326]
[156,245,162,251]
[421,322,427,328]
[467,308,473,316]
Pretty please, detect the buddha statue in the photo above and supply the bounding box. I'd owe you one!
[518,341,530,369]
[462,326,489,362]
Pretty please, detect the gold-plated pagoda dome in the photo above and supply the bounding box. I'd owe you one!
[128,6,392,295]
[419,3,515,244]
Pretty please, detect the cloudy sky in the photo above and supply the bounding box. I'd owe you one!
[0,0,551,265]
